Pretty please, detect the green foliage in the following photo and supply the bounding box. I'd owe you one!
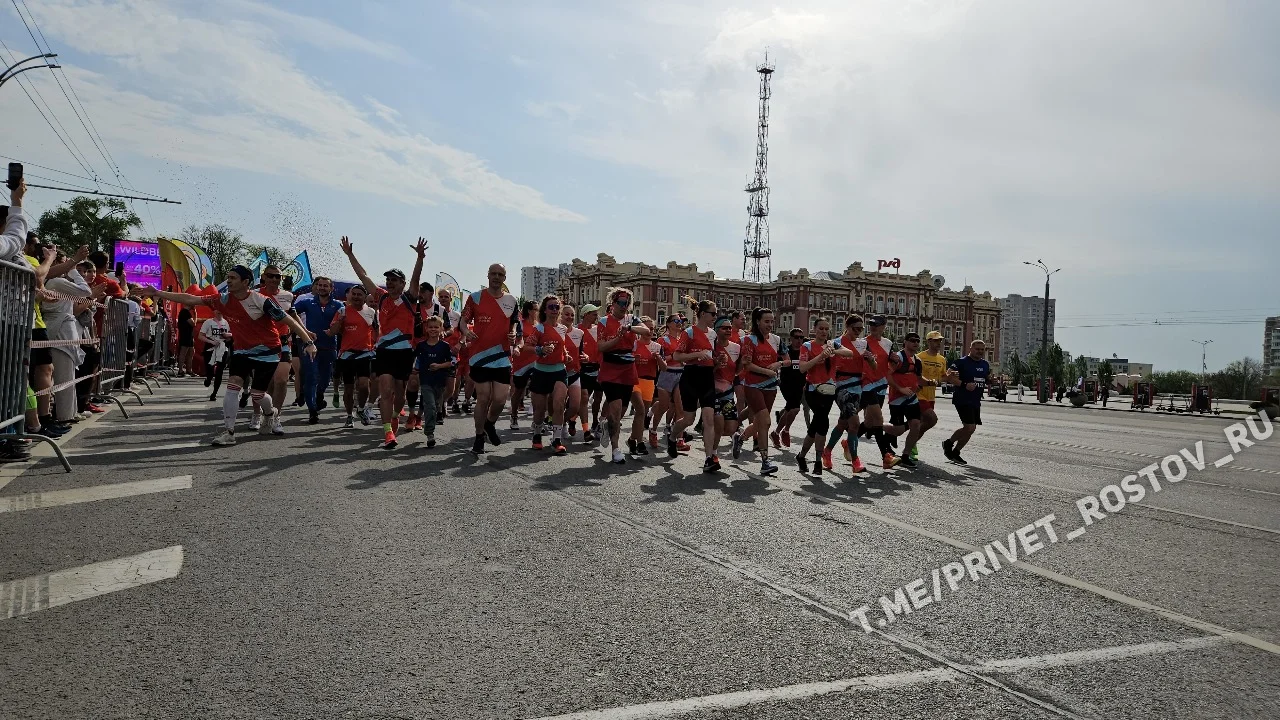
[1209,357,1265,400]
[242,243,290,269]
[36,196,142,255]
[1097,360,1116,388]
[1150,370,1198,395]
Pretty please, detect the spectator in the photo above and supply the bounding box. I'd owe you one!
[122,292,142,388]
[73,260,107,416]
[177,304,196,376]
[1,180,33,461]
[25,233,60,437]
[42,251,93,425]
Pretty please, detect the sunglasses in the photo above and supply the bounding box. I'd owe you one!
[262,273,282,279]
[614,298,631,306]
[547,304,561,311]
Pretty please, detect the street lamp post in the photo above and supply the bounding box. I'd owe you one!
[0,53,59,89]
[1024,260,1060,403]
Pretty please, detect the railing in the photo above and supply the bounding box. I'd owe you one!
[0,257,70,472]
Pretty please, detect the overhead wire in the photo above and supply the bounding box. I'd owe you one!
[0,36,100,183]
[0,155,168,199]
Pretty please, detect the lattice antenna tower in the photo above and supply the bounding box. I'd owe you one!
[743,52,774,283]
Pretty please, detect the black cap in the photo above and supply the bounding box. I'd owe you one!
[384,268,406,281]
[904,332,920,342]
[868,315,887,326]
[229,265,253,281]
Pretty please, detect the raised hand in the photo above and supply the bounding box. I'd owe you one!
[340,235,354,256]
[73,245,90,262]
[412,236,428,257]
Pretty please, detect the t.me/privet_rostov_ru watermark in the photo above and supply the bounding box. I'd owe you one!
[848,411,1274,634]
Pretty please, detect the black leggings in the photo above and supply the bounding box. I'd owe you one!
[805,389,835,439]
[203,349,225,395]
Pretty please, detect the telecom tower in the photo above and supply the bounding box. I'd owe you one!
[743,54,774,283]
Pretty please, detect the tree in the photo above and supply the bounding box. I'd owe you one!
[181,224,244,284]
[1073,355,1090,384]
[944,348,961,365]
[1150,370,1198,395]
[1098,360,1115,390]
[1005,350,1026,385]
[1210,357,1265,400]
[36,196,142,255]
[242,243,290,270]
[1047,343,1069,390]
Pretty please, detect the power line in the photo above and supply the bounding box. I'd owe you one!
[0,155,167,199]
[0,38,100,182]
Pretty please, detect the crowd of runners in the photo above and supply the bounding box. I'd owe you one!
[144,236,994,475]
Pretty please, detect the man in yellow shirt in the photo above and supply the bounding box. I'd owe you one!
[912,330,948,462]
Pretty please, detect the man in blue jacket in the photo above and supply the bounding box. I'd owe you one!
[293,276,341,423]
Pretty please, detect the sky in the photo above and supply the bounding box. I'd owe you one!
[4,0,1277,372]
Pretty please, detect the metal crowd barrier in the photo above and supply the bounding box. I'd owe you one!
[0,257,71,472]
[93,297,142,413]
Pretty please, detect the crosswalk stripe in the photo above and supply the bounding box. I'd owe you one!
[1,546,184,619]
[0,476,192,513]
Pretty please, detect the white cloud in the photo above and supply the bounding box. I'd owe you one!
[227,0,414,64]
[12,0,585,223]
[525,100,581,121]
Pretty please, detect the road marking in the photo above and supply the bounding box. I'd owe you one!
[764,474,1280,657]
[525,635,1227,720]
[1066,527,1086,541]
[63,441,203,457]
[1,546,183,619]
[984,432,1279,476]
[1214,455,1234,468]
[0,476,192,513]
[95,419,209,429]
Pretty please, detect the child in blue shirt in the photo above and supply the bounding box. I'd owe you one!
[414,316,456,446]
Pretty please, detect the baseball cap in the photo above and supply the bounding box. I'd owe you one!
[229,265,253,281]
[581,303,601,314]
[384,268,406,281]
[868,315,887,327]
[925,330,943,341]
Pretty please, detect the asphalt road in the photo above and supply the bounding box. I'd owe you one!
[2,377,1277,719]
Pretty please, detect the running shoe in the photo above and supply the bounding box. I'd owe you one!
[471,435,485,455]
[308,412,319,425]
[852,458,867,474]
[249,414,263,432]
[942,439,956,461]
[909,446,919,462]
[269,414,284,436]
[400,408,408,418]
[676,438,691,452]
[760,459,779,476]
[796,456,809,474]
[648,430,658,448]
[552,438,567,456]
[583,430,596,444]
[770,430,782,450]
[88,404,106,413]
[532,434,544,450]
[407,413,420,431]
[209,392,217,401]
[813,455,823,476]
[822,448,834,470]
[485,421,502,446]
[382,431,397,449]
[898,456,918,469]
[426,434,436,448]
[567,424,578,439]
[731,432,744,460]
[0,442,31,462]
[840,438,852,461]
[509,416,519,430]
[667,437,678,458]
[781,428,791,447]
[359,407,372,426]
[883,453,900,470]
[951,453,969,466]
[343,416,355,429]
[598,419,612,449]
[212,430,236,446]
[702,456,720,473]
[633,439,649,456]
[611,448,626,464]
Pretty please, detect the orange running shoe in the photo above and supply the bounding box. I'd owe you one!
[852,457,867,473]
[883,453,900,470]
[382,431,397,449]
[840,438,852,461]
[822,448,834,470]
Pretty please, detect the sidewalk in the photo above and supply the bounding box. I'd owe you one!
[989,393,1254,419]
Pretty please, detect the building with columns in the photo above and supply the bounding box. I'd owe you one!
[557,254,1002,363]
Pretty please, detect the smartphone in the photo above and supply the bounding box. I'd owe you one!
[6,162,21,190]
[115,261,125,277]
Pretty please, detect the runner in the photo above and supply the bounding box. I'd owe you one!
[772,327,807,450]
[885,332,924,468]
[413,315,455,447]
[528,295,569,455]
[825,315,868,473]
[730,310,750,428]
[709,315,743,467]
[943,339,991,466]
[143,265,317,446]
[340,235,427,449]
[668,298,719,470]
[596,287,650,464]
[509,300,538,430]
[577,304,603,441]
[734,307,784,475]
[461,263,519,454]
[558,304,584,441]
[913,331,948,462]
[199,310,231,401]
[649,314,687,450]
[854,315,899,469]
[253,265,294,435]
[627,317,662,456]
[326,284,377,428]
[292,277,341,424]
[796,319,837,474]
[436,286,463,415]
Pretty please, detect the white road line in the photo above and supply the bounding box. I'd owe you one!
[63,441,203,457]
[0,476,192,513]
[525,635,1228,720]
[1214,456,1234,468]
[95,419,210,429]
[1,546,183,619]
[1066,527,1086,541]
[984,432,1279,476]
[766,475,1280,657]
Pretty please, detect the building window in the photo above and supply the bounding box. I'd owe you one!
[944,327,952,341]
[908,299,917,315]
[897,320,905,337]
[876,295,884,313]
[657,310,665,325]
[659,287,668,302]
[898,298,905,315]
